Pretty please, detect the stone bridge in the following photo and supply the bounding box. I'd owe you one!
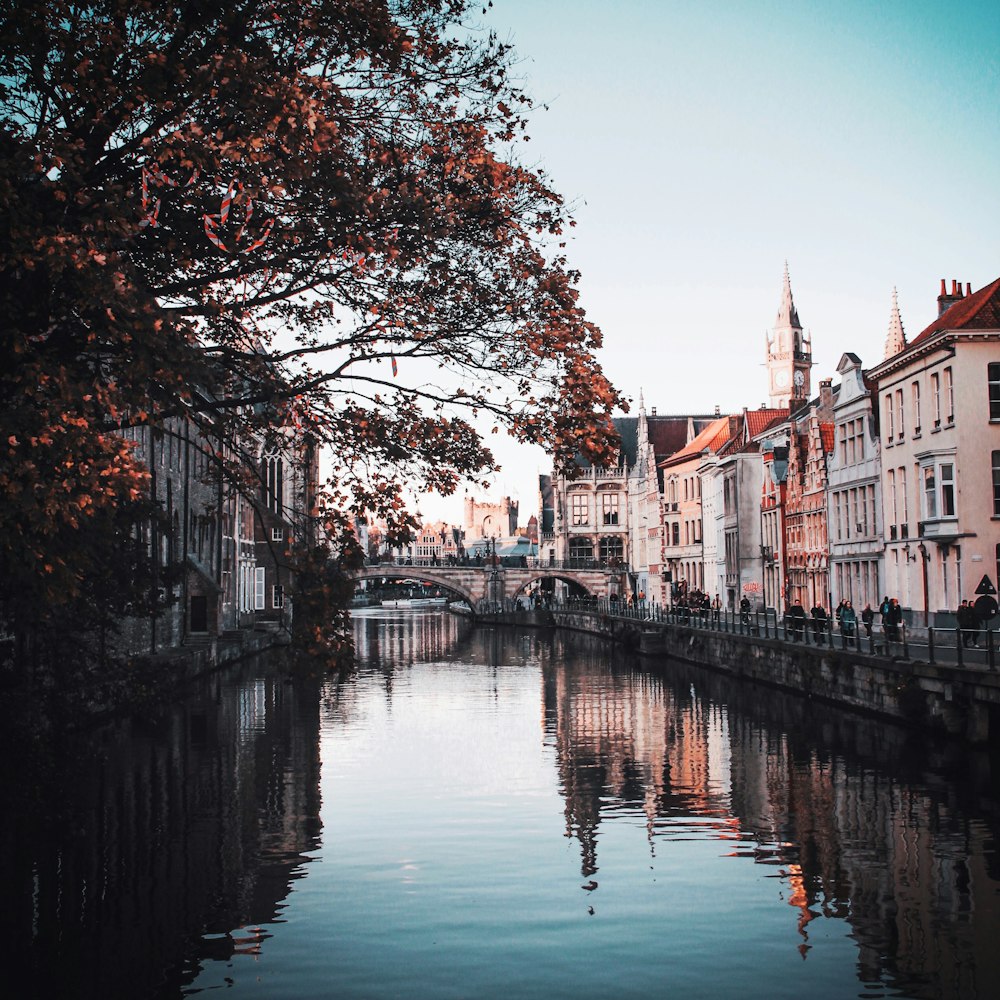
[351,563,619,607]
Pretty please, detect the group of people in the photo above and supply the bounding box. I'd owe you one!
[957,599,986,648]
[784,596,904,647]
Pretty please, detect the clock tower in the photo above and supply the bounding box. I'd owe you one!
[766,263,812,408]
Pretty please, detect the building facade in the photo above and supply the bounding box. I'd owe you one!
[826,352,883,611]
[868,277,1000,625]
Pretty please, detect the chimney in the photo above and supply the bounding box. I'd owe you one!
[938,277,964,317]
[818,378,834,418]
[650,406,656,416]
[967,282,972,296]
[714,404,720,416]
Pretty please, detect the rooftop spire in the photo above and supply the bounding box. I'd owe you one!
[775,260,802,331]
[883,287,907,359]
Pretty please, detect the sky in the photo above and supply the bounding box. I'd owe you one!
[413,0,1000,526]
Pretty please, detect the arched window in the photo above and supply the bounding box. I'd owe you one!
[262,449,283,514]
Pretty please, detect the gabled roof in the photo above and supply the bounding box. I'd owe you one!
[745,407,790,438]
[647,415,706,460]
[909,276,1000,348]
[659,415,733,468]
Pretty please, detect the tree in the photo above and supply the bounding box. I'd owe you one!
[0,0,623,653]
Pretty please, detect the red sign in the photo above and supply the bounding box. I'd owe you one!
[742,582,761,593]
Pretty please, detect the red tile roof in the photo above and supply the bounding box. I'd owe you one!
[909,276,1000,347]
[820,422,835,454]
[745,407,790,438]
[659,415,733,467]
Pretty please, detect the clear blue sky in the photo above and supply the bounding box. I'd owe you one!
[415,0,1000,526]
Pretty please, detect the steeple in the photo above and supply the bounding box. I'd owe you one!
[883,287,907,360]
[766,262,812,408]
[775,260,801,331]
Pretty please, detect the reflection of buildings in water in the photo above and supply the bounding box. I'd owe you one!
[726,715,1000,997]
[352,609,469,676]
[544,640,1000,998]
[0,661,323,997]
[544,643,733,877]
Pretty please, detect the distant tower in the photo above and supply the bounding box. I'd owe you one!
[766,263,812,408]
[883,287,907,360]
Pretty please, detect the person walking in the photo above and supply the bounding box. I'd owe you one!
[840,601,858,646]
[789,599,807,641]
[884,597,903,645]
[861,603,875,641]
[958,599,974,647]
[711,593,721,626]
[810,603,828,645]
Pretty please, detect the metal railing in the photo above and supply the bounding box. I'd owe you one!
[475,597,997,671]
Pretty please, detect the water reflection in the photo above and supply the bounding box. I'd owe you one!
[1,656,322,998]
[533,629,1000,997]
[3,615,1000,1000]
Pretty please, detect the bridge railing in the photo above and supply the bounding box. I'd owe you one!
[362,557,621,572]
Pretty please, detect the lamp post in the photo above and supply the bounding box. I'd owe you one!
[488,535,501,612]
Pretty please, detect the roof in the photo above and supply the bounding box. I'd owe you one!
[909,276,1000,348]
[746,407,790,438]
[820,422,835,453]
[659,415,733,468]
[646,415,694,460]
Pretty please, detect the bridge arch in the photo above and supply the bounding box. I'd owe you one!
[351,566,478,607]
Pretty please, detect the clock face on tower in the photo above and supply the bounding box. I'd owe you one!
[774,370,790,388]
[793,370,805,388]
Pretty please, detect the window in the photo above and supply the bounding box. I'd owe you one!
[899,466,908,532]
[884,393,895,441]
[940,463,955,516]
[924,465,937,521]
[994,451,1000,517]
[271,527,284,542]
[569,537,593,566]
[931,373,941,426]
[601,492,619,525]
[571,493,589,526]
[671,522,680,546]
[912,381,921,434]
[254,567,266,610]
[262,450,283,513]
[896,388,905,439]
[887,469,897,526]
[944,367,954,423]
[272,584,284,609]
[599,537,623,563]
[990,364,1000,420]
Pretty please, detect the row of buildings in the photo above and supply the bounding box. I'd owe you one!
[542,269,1000,625]
[114,412,318,657]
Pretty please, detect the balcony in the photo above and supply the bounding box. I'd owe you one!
[919,518,961,542]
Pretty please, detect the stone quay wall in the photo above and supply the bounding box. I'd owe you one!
[482,608,1000,746]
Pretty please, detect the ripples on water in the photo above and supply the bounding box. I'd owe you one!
[4,608,1000,999]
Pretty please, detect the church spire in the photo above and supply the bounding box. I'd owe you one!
[883,287,907,360]
[775,260,802,331]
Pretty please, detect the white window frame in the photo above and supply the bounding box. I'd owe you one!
[254,567,266,610]
[570,493,589,526]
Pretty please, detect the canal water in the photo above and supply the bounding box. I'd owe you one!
[4,609,1000,999]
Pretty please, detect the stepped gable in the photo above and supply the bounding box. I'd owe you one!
[909,276,1000,347]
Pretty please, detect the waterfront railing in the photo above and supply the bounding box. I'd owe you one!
[475,597,997,671]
